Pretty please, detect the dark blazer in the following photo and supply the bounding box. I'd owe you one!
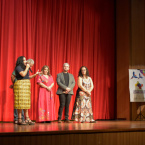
[56,72,75,95]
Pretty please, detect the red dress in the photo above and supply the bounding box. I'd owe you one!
[36,75,56,122]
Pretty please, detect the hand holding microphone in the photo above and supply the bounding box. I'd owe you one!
[26,61,33,72]
[26,63,30,69]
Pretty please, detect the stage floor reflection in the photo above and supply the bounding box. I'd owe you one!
[0,121,145,135]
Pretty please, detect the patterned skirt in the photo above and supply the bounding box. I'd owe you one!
[72,92,94,122]
[14,79,31,109]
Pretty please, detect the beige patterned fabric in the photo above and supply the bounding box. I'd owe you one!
[14,79,31,109]
[72,78,94,122]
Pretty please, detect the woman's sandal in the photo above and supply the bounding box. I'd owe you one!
[18,118,27,125]
[90,119,96,123]
[14,120,18,124]
[80,121,85,123]
[25,117,35,125]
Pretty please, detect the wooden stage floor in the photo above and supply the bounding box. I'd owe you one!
[0,120,145,135]
[1,121,145,145]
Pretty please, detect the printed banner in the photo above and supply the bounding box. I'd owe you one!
[129,69,145,102]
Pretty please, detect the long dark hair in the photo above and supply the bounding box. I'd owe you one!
[41,65,51,76]
[78,66,90,77]
[15,56,26,70]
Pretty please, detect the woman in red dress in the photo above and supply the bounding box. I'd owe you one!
[37,65,55,122]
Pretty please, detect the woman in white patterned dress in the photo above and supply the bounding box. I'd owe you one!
[72,66,96,123]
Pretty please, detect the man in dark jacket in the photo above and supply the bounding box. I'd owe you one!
[56,63,75,123]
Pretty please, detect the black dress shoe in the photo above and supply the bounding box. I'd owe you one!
[58,120,62,123]
[64,120,71,123]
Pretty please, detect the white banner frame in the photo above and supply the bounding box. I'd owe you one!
[129,69,145,102]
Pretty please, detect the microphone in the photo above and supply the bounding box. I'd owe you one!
[29,68,33,73]
[26,61,33,73]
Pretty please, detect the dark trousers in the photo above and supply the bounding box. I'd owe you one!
[58,94,72,120]
[14,109,25,121]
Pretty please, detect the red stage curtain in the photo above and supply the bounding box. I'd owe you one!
[0,0,115,121]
